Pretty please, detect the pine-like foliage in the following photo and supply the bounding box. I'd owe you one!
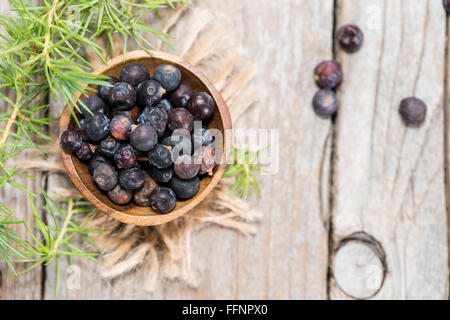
[0,0,186,293]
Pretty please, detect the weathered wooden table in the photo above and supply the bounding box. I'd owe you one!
[0,0,449,300]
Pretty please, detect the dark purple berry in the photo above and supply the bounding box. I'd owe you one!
[168,108,194,132]
[108,82,136,111]
[444,0,450,14]
[194,145,216,176]
[75,142,95,161]
[312,89,339,117]
[61,130,82,153]
[99,135,119,158]
[80,96,108,117]
[153,64,182,92]
[162,133,192,158]
[174,155,200,180]
[399,97,427,127]
[130,124,158,152]
[88,153,111,174]
[156,99,172,116]
[314,60,343,89]
[93,163,118,191]
[169,82,193,108]
[148,145,172,169]
[114,144,137,168]
[150,167,173,183]
[120,63,150,87]
[107,185,133,205]
[111,105,140,122]
[110,115,132,141]
[98,76,119,101]
[136,80,166,107]
[170,176,200,201]
[149,187,176,214]
[337,24,364,53]
[119,167,145,190]
[133,175,158,207]
[186,92,215,120]
[75,119,89,141]
[192,127,215,149]
[137,106,168,137]
[83,114,110,141]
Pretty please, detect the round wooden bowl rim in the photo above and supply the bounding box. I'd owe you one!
[59,50,232,226]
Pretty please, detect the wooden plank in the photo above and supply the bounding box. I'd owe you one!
[178,0,333,300]
[43,0,333,299]
[0,0,44,300]
[445,10,450,300]
[330,0,449,299]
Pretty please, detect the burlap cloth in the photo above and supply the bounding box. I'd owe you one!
[14,6,261,292]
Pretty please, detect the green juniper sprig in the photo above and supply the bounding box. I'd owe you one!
[0,213,28,273]
[224,146,272,200]
[0,0,186,278]
[15,192,101,296]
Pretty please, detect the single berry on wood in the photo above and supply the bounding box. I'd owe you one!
[314,60,343,89]
[399,97,427,127]
[337,24,364,53]
[312,89,339,117]
[444,0,450,14]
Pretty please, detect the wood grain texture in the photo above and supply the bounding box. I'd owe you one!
[330,0,449,299]
[2,0,449,300]
[445,10,450,300]
[0,0,44,301]
[43,0,333,299]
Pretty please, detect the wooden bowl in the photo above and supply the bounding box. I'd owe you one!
[59,50,232,226]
